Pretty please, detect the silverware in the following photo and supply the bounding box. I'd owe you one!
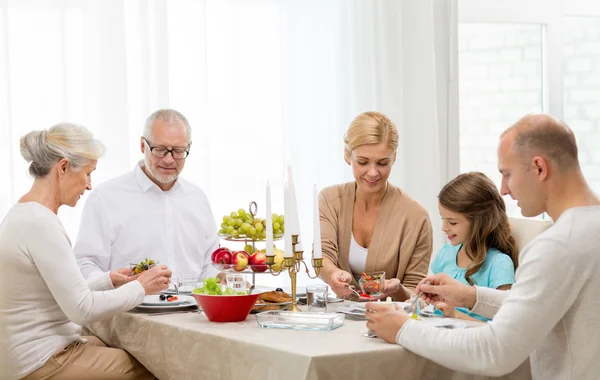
[408,280,431,314]
[345,284,370,300]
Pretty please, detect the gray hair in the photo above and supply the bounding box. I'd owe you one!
[143,109,192,142]
[20,123,105,178]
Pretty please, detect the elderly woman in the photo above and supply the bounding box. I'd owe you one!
[0,123,171,380]
[318,111,433,301]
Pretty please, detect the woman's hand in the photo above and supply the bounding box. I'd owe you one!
[329,270,353,297]
[137,265,172,295]
[109,267,138,288]
[369,278,402,300]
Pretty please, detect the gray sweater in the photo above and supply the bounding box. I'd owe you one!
[397,206,600,379]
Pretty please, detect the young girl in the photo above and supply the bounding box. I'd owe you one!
[430,172,518,321]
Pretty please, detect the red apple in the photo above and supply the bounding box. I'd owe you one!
[249,251,268,273]
[232,251,249,272]
[213,250,233,267]
[211,247,231,263]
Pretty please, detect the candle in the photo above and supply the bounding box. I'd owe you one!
[265,181,274,256]
[313,183,322,259]
[286,160,301,237]
[283,178,293,258]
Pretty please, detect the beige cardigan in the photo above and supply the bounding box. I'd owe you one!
[319,182,433,301]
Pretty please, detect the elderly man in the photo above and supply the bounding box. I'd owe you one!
[366,114,600,379]
[74,109,219,282]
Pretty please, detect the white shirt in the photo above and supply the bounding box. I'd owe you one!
[0,203,145,379]
[349,234,368,281]
[397,206,600,379]
[74,162,219,281]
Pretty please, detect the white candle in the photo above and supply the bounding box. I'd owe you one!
[286,160,301,237]
[283,179,293,258]
[313,183,322,259]
[265,181,274,256]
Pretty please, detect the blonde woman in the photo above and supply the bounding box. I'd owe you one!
[0,123,170,380]
[318,111,433,301]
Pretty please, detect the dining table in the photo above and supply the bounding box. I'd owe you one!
[85,301,532,380]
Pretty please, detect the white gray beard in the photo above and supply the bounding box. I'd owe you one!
[144,154,179,184]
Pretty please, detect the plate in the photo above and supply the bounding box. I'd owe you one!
[351,301,411,311]
[336,305,367,319]
[135,300,198,312]
[141,295,196,306]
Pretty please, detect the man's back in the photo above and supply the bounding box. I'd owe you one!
[527,206,600,379]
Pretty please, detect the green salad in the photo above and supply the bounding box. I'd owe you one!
[193,277,248,295]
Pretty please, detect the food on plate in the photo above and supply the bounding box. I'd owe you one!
[131,258,157,274]
[249,251,268,272]
[193,277,248,295]
[211,247,232,265]
[218,208,285,240]
[251,289,293,313]
[232,251,249,272]
[158,294,179,302]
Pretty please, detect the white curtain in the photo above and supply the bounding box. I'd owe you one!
[0,0,457,287]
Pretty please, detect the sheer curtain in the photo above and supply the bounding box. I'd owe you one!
[0,0,457,287]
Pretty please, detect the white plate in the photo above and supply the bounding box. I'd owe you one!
[351,301,411,310]
[141,295,196,306]
[135,301,198,312]
[336,305,367,319]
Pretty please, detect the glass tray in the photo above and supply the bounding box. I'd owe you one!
[255,310,345,331]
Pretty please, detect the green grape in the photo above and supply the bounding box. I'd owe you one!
[274,229,282,235]
[226,226,235,234]
[236,218,243,227]
[220,222,227,229]
[238,209,247,217]
[222,215,229,223]
[249,227,256,235]
[278,215,285,224]
[230,212,237,218]
[255,222,263,232]
[227,218,236,227]
[241,223,251,233]
[218,228,226,234]
[273,222,281,230]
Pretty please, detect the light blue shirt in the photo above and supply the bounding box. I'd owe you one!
[430,243,515,321]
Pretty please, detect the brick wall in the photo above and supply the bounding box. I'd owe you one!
[563,17,600,194]
[459,24,543,216]
[459,21,600,216]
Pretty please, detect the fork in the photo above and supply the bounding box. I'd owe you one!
[345,285,371,300]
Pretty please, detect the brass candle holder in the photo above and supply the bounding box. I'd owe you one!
[265,234,323,312]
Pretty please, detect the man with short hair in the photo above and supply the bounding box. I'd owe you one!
[74,109,219,282]
[366,114,600,379]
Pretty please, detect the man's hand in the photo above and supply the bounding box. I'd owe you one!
[138,265,173,295]
[109,267,139,288]
[416,273,477,309]
[364,302,410,343]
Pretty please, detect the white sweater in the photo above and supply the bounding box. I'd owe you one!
[0,203,145,380]
[397,206,600,379]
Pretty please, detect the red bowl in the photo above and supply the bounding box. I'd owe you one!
[192,293,261,322]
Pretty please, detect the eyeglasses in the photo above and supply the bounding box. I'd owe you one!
[143,137,190,159]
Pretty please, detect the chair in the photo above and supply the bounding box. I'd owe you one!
[508,217,553,251]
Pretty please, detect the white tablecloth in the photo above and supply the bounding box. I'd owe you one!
[86,302,531,380]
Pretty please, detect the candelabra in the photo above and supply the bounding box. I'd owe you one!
[265,234,322,312]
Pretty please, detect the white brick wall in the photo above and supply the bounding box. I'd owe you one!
[459,21,600,216]
[459,24,543,216]
[563,18,600,191]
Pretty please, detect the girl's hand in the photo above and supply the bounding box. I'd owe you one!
[433,301,457,318]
